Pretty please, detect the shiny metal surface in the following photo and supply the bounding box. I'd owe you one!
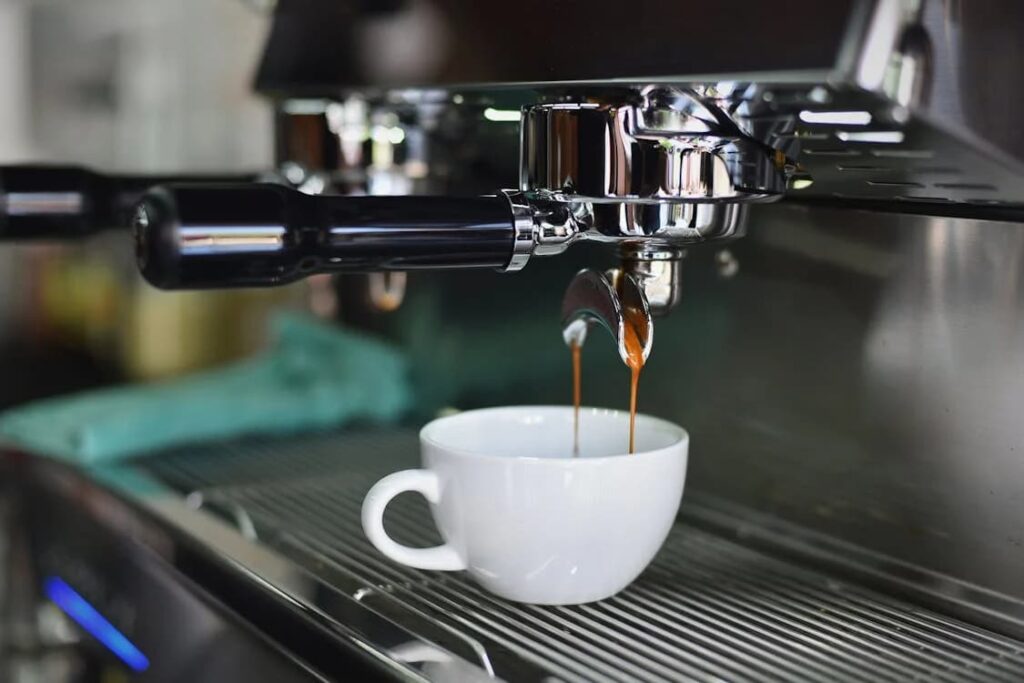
[234,65,1024,290]
[501,189,537,272]
[521,93,787,203]
[681,202,1024,601]
[2,192,83,216]
[519,193,582,257]
[266,0,1024,209]
[586,199,748,245]
[133,431,1024,682]
[743,81,1024,206]
[520,92,783,253]
[177,225,287,255]
[913,0,1024,162]
[561,269,652,366]
[620,247,684,314]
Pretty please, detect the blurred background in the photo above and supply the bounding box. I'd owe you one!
[0,0,293,408]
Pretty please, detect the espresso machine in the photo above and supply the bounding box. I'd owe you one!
[4,0,1024,680]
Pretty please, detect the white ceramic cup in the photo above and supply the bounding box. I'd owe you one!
[361,406,688,605]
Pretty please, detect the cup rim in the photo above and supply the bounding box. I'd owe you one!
[419,405,688,463]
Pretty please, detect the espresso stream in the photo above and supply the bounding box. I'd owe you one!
[571,312,646,456]
[571,340,582,456]
[622,318,645,454]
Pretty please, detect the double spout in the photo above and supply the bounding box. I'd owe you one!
[561,269,653,367]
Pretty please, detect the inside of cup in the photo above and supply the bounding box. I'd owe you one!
[421,406,685,459]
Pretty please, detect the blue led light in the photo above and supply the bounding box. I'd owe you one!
[44,576,150,672]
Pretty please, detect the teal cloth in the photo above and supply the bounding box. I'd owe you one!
[0,313,412,465]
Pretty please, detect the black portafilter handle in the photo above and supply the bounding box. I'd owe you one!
[133,183,521,289]
[0,164,256,239]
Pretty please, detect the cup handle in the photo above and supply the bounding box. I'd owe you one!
[361,469,467,571]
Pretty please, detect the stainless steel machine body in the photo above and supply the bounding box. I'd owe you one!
[4,0,1024,680]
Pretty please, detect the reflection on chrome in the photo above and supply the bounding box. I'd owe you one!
[4,191,84,216]
[178,225,285,254]
[561,269,652,365]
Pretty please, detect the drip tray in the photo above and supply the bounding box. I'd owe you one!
[143,432,1024,682]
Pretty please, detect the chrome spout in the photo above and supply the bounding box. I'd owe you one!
[561,269,653,366]
[620,247,684,316]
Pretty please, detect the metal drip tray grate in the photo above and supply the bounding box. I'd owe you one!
[145,433,1024,682]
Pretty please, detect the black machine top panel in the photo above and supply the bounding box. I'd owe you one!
[255,0,859,95]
